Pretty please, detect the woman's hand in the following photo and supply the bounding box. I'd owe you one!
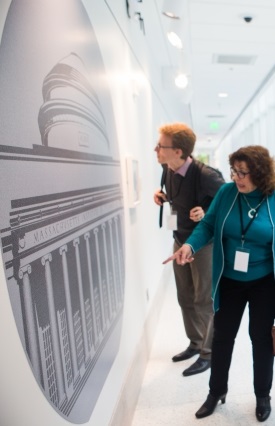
[162,244,194,265]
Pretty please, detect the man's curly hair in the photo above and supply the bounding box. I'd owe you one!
[159,123,196,159]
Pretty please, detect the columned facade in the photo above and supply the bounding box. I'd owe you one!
[2,185,124,418]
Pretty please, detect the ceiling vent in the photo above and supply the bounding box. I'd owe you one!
[213,54,257,65]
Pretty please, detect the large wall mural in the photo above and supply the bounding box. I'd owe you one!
[0,0,125,423]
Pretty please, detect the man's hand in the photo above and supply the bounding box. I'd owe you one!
[163,244,194,265]
[154,189,167,206]
[190,206,205,222]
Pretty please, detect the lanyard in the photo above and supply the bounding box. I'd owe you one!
[159,168,182,228]
[238,194,264,246]
[168,169,183,206]
[159,167,181,227]
[159,166,168,228]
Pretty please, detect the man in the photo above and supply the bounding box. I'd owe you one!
[154,122,225,376]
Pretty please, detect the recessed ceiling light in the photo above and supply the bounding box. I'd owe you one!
[162,0,184,19]
[175,73,188,89]
[163,12,180,19]
[167,31,183,49]
[218,92,228,98]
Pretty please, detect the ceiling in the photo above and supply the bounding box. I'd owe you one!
[157,0,275,152]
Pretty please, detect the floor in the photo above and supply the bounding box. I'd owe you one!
[131,279,275,426]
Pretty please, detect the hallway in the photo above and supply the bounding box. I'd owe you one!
[131,278,275,426]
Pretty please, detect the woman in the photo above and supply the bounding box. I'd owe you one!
[164,145,275,422]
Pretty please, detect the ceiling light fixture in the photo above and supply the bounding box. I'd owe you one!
[175,73,188,89]
[167,19,183,49]
[167,31,182,49]
[162,0,184,19]
[218,92,228,98]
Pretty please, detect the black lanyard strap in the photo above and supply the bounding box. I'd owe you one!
[159,168,180,227]
[168,171,182,205]
[159,166,168,228]
[238,193,265,244]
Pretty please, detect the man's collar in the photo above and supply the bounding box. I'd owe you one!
[174,156,193,177]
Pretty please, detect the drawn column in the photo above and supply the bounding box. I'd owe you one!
[94,227,106,331]
[108,218,119,309]
[73,237,89,363]
[41,253,65,404]
[114,216,123,302]
[59,245,79,381]
[19,264,41,380]
[101,223,113,320]
[84,232,99,348]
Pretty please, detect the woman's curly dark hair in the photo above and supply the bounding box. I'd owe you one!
[229,145,275,195]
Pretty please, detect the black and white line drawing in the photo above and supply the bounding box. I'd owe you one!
[0,1,125,423]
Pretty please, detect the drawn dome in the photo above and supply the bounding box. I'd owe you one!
[38,52,110,156]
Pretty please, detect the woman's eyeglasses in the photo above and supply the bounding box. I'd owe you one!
[230,167,250,179]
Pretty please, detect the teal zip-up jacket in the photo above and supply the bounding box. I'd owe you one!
[185,182,275,312]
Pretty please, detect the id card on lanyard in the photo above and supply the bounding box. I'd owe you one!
[166,206,177,230]
[234,247,250,272]
[234,194,264,273]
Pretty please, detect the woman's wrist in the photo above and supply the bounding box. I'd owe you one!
[183,243,194,254]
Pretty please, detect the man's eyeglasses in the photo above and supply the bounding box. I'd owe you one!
[155,143,175,150]
[230,167,250,179]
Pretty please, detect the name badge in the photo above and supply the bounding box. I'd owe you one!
[166,213,177,230]
[234,247,250,273]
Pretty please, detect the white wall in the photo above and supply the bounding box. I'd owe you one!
[0,1,189,425]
